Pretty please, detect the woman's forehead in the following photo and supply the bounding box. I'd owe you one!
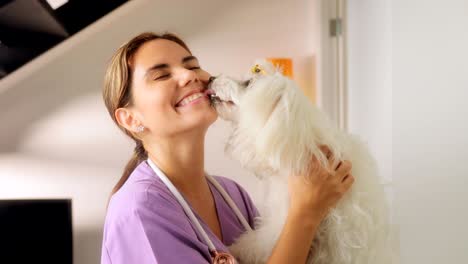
[133,39,191,67]
[131,39,193,80]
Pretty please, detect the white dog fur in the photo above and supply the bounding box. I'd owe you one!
[208,60,394,264]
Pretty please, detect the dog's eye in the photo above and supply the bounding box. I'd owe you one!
[242,79,252,87]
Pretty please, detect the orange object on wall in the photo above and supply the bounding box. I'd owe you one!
[267,58,293,78]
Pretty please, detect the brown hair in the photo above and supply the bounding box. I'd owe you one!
[102,32,192,196]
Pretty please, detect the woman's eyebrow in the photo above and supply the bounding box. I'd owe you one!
[182,55,198,63]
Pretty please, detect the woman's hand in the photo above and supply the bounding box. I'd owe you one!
[267,146,354,263]
[288,145,354,224]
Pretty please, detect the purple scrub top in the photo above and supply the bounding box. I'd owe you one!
[101,161,259,264]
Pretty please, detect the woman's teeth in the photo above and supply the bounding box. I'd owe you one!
[177,92,205,107]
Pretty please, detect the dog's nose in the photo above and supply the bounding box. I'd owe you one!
[208,76,216,83]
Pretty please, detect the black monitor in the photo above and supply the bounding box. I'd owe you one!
[0,199,73,264]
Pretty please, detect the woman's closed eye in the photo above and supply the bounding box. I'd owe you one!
[154,74,170,81]
[153,67,201,81]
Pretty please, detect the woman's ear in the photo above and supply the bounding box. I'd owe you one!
[115,107,142,133]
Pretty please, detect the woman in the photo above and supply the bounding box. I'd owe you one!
[100,32,354,264]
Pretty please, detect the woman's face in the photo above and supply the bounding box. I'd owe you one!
[128,39,217,138]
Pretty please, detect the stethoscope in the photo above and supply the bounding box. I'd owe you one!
[146,158,253,264]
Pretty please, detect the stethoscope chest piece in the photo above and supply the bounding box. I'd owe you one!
[211,250,237,264]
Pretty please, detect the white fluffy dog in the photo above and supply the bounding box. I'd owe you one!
[208,60,393,264]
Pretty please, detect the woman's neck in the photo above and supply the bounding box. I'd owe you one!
[146,132,210,201]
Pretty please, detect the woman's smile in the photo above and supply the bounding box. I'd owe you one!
[176,92,208,107]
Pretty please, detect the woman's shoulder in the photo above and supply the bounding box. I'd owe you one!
[105,161,183,225]
[102,162,210,263]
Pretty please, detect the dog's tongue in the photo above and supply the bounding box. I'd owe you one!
[204,88,215,96]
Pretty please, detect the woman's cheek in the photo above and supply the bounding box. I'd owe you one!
[198,69,211,82]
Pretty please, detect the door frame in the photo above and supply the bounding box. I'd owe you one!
[320,0,348,131]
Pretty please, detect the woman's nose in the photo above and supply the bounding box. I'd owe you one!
[177,68,198,87]
[208,76,216,83]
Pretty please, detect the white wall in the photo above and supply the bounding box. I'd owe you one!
[346,0,393,207]
[346,0,397,260]
[347,0,392,184]
[0,0,322,263]
[393,0,468,263]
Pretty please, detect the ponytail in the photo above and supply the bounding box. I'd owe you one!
[110,140,148,196]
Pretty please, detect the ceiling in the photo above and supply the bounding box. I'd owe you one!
[0,0,128,79]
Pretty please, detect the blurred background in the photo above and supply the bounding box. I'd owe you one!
[9,0,462,263]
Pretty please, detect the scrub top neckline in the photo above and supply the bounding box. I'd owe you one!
[144,161,231,248]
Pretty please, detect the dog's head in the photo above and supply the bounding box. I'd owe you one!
[208,60,300,174]
[208,59,284,123]
[208,60,341,176]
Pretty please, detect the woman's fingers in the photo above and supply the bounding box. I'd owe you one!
[318,145,338,173]
[335,160,352,181]
[319,145,332,159]
[314,147,354,191]
[334,161,342,170]
[341,173,355,192]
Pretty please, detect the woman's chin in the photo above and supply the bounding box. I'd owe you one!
[177,105,217,129]
[204,106,219,125]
